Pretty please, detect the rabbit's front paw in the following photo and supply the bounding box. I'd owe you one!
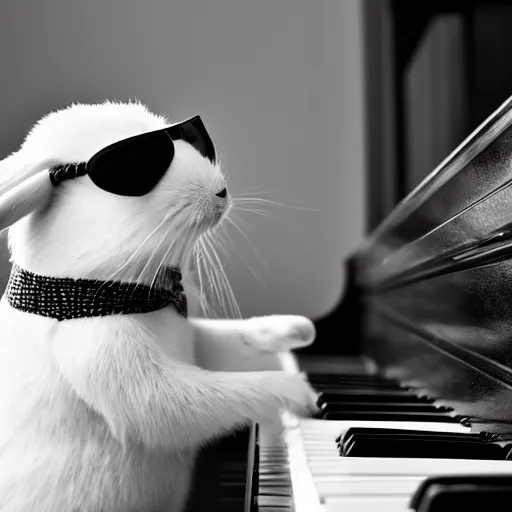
[244,315,316,353]
[255,372,320,421]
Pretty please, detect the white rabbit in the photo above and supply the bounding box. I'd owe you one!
[0,101,319,512]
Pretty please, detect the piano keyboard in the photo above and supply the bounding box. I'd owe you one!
[251,355,512,512]
[255,430,294,511]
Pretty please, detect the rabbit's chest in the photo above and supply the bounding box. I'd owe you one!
[140,307,196,364]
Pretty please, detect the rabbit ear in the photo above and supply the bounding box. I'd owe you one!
[0,157,58,232]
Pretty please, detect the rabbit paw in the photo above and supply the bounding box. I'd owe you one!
[253,372,321,421]
[243,315,316,353]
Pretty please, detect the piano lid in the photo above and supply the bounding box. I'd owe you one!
[358,94,512,288]
[355,94,512,428]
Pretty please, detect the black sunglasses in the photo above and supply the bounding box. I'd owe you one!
[48,115,216,196]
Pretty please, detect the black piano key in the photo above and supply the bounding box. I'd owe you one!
[340,436,508,459]
[336,427,509,459]
[335,428,495,445]
[320,410,460,422]
[410,475,512,511]
[307,372,392,381]
[310,380,403,391]
[319,401,448,414]
[308,375,401,387]
[461,418,512,433]
[339,431,450,448]
[317,389,434,402]
[313,370,458,420]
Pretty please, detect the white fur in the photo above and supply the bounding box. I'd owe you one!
[0,101,318,512]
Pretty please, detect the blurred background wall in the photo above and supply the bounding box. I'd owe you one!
[0,0,366,320]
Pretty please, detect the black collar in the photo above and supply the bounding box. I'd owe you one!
[5,263,187,321]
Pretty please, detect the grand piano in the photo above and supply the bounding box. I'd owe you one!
[186,1,512,510]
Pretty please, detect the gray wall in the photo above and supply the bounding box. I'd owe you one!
[0,0,365,320]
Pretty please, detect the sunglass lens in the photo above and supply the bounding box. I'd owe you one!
[87,131,175,196]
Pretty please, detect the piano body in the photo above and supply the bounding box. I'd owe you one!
[186,2,512,511]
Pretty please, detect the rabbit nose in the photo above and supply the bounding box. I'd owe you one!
[215,187,227,198]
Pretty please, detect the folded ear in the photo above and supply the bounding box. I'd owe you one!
[0,156,58,232]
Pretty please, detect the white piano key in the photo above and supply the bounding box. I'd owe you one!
[301,449,338,455]
[304,457,512,476]
[298,418,471,435]
[281,417,324,512]
[258,477,291,484]
[315,477,424,496]
[260,465,292,471]
[312,474,427,482]
[324,495,411,512]
[301,447,339,453]
[258,486,293,496]
[257,495,294,507]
